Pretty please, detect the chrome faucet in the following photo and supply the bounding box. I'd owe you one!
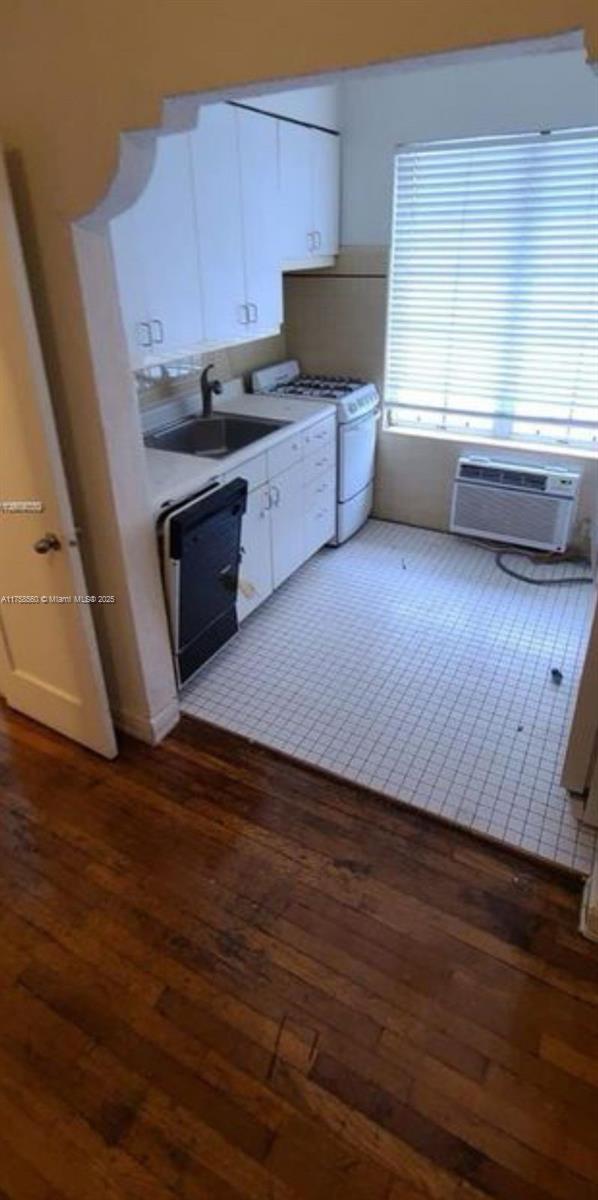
[200,363,222,418]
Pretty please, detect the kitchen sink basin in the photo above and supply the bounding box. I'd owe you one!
[144,414,288,458]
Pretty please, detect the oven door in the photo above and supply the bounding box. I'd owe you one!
[338,410,378,503]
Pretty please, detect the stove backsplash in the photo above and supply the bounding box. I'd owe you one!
[134,331,287,421]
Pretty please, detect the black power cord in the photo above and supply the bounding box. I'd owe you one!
[494,550,593,586]
[455,535,594,586]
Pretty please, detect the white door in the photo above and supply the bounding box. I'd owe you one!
[270,461,305,588]
[191,104,247,344]
[338,413,377,502]
[236,107,282,336]
[138,132,204,359]
[278,119,313,263]
[312,130,340,257]
[237,485,273,622]
[0,153,116,757]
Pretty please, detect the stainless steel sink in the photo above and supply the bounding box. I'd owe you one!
[144,414,288,458]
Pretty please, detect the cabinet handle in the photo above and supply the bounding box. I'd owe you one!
[307,231,314,252]
[314,231,322,251]
[248,303,258,324]
[136,322,152,348]
[237,304,249,325]
[151,319,164,344]
[270,484,280,508]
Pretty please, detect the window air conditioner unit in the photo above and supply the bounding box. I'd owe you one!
[450,456,581,552]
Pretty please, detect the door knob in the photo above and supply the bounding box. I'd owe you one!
[33,533,61,554]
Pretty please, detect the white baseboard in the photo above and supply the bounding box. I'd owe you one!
[113,698,180,745]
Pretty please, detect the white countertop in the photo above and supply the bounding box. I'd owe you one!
[144,391,335,516]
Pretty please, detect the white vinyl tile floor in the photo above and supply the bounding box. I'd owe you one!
[181,519,597,874]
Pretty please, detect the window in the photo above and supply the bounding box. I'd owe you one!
[384,129,598,451]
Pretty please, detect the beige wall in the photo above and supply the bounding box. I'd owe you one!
[340,47,598,244]
[1,0,597,735]
[284,249,597,552]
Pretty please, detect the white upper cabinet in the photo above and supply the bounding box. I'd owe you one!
[236,107,282,337]
[110,102,339,370]
[110,132,204,369]
[311,129,340,257]
[278,121,340,265]
[191,103,282,344]
[190,104,246,345]
[278,121,313,263]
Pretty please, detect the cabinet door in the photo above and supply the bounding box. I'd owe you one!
[236,107,282,336]
[311,130,340,257]
[270,460,305,589]
[278,119,313,263]
[304,497,336,559]
[191,104,247,343]
[137,132,204,359]
[237,485,273,622]
[110,186,152,369]
[110,133,203,368]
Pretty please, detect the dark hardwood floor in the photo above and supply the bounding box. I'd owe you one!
[1,705,598,1200]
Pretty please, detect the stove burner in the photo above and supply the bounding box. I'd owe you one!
[280,373,366,397]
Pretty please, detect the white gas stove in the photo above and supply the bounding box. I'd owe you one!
[251,360,379,544]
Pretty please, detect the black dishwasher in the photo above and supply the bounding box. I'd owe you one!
[160,478,247,687]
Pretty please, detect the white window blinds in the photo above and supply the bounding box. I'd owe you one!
[384,129,598,450]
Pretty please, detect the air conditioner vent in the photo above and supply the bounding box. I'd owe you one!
[459,462,547,491]
[451,456,580,552]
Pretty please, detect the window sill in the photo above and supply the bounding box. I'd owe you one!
[383,425,598,464]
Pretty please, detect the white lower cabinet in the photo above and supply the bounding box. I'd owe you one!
[237,484,273,622]
[304,476,336,559]
[225,416,336,622]
[270,459,305,589]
